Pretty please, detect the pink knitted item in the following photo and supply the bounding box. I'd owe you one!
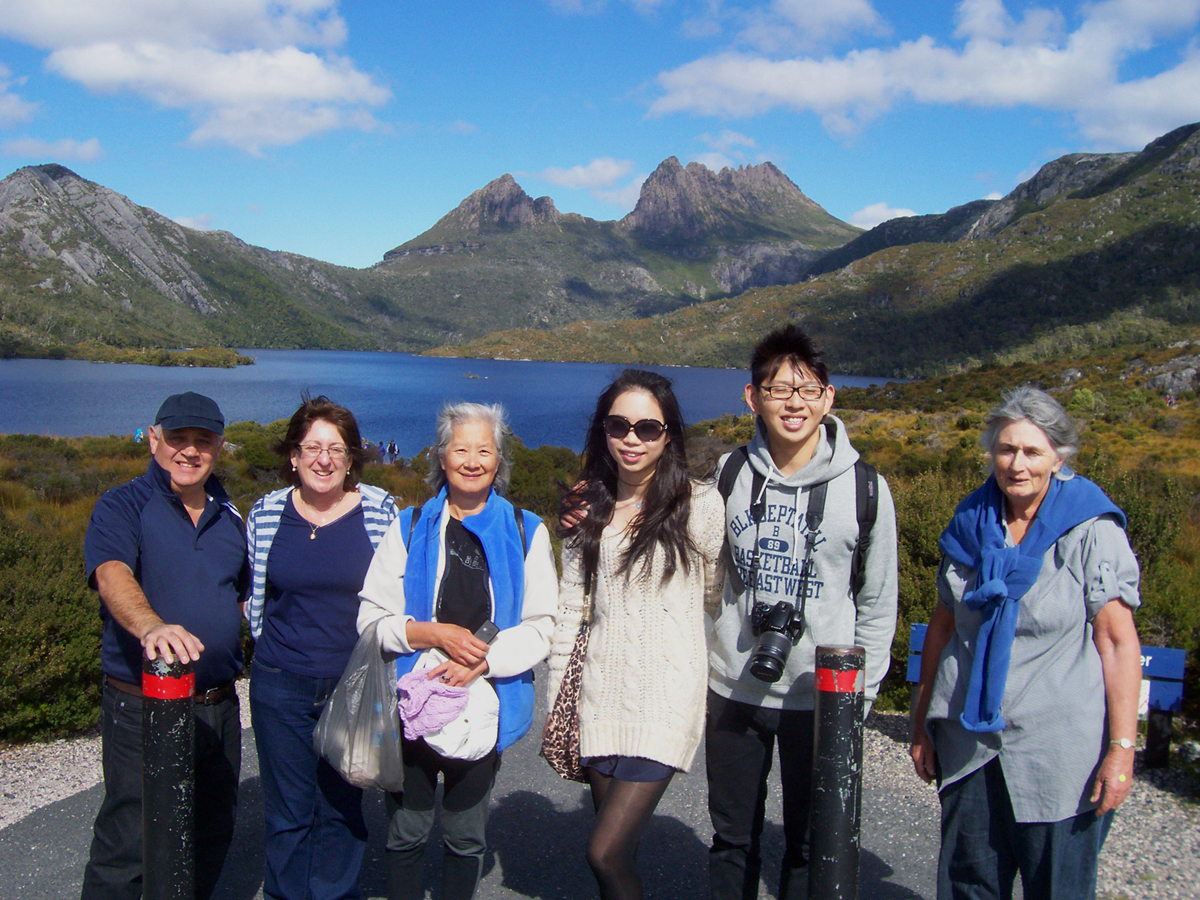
[396,672,469,740]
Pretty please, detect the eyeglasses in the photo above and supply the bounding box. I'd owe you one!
[760,383,827,402]
[603,415,667,442]
[297,443,349,460]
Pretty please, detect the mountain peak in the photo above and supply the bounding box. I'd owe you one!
[435,174,562,233]
[621,157,847,246]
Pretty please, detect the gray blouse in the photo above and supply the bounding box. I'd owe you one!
[925,514,1140,823]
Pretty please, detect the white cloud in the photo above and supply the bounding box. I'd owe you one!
[0,65,37,127]
[0,2,347,50]
[595,174,647,210]
[691,151,738,170]
[984,191,1003,200]
[651,0,1200,148]
[173,213,213,230]
[849,202,916,229]
[738,0,885,53]
[701,128,757,152]
[2,135,103,161]
[547,0,667,14]
[694,129,762,169]
[0,1,388,153]
[540,157,634,189]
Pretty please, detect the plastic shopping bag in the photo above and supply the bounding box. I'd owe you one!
[313,620,405,792]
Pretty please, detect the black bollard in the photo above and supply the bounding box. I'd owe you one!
[143,655,196,900]
[809,645,865,900]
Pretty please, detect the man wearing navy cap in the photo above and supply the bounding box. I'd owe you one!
[81,392,249,900]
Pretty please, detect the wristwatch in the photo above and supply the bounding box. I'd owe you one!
[1110,738,1136,750]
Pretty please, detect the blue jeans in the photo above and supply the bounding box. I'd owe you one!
[938,758,1114,900]
[250,659,367,900]
[81,680,240,900]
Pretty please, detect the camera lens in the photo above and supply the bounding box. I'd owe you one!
[749,631,792,683]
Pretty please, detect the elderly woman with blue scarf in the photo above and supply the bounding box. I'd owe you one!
[357,402,557,900]
[910,386,1142,900]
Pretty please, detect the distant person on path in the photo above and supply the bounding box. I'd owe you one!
[378,440,387,464]
[707,325,898,900]
[548,369,725,900]
[387,439,398,464]
[358,402,557,900]
[81,392,249,900]
[133,427,143,443]
[245,397,399,900]
[910,386,1142,900]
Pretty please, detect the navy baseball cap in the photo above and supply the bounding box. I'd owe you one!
[154,392,225,435]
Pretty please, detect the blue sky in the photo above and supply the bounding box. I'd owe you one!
[1,1,1198,269]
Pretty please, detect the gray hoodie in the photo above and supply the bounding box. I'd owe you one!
[708,414,898,711]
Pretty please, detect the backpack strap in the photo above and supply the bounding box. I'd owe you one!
[850,459,879,603]
[513,506,528,556]
[717,447,758,596]
[405,503,530,558]
[718,448,879,604]
[404,506,422,549]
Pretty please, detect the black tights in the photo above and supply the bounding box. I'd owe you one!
[585,769,674,900]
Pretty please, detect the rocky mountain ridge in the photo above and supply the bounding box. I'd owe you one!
[431,123,1200,377]
[5,123,1200,370]
[1,154,861,356]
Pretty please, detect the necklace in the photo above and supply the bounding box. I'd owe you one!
[295,490,346,540]
[613,497,643,510]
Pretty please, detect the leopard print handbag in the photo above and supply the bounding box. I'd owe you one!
[540,618,589,782]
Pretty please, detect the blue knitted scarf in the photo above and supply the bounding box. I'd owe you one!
[938,474,1124,733]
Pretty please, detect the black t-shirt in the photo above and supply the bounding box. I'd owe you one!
[436,517,491,634]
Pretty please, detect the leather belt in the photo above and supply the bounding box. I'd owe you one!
[105,676,236,705]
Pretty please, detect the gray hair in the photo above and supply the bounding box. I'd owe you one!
[979,385,1079,479]
[426,402,513,495]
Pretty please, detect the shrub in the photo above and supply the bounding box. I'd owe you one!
[0,509,102,741]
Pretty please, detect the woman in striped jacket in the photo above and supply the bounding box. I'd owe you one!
[245,396,399,900]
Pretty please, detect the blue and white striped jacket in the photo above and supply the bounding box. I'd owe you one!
[245,483,400,639]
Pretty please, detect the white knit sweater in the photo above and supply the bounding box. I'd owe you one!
[546,481,725,772]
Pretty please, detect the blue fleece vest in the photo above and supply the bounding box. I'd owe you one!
[393,487,539,752]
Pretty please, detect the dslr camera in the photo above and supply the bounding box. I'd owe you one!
[748,600,804,683]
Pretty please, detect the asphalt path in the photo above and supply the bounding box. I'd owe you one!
[0,671,938,899]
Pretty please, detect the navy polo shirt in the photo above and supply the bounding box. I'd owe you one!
[84,459,249,690]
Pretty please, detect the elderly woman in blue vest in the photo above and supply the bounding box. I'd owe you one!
[245,396,399,900]
[910,386,1142,900]
[358,401,558,900]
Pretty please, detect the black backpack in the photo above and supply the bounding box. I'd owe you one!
[716,447,878,602]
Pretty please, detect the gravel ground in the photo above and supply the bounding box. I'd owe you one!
[2,693,1196,899]
[864,714,1200,900]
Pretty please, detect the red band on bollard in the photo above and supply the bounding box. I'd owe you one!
[815,668,861,693]
[143,671,196,699]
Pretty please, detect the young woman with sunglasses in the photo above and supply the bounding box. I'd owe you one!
[547,369,725,900]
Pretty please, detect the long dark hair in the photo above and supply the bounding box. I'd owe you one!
[274,394,370,491]
[562,369,697,589]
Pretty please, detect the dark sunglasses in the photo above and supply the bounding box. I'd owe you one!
[603,415,668,442]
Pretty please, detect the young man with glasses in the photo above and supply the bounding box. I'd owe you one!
[706,325,898,899]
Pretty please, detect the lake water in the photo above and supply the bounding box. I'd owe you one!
[0,350,888,455]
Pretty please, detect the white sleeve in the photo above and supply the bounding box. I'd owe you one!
[484,522,559,679]
[545,537,586,707]
[357,516,416,655]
